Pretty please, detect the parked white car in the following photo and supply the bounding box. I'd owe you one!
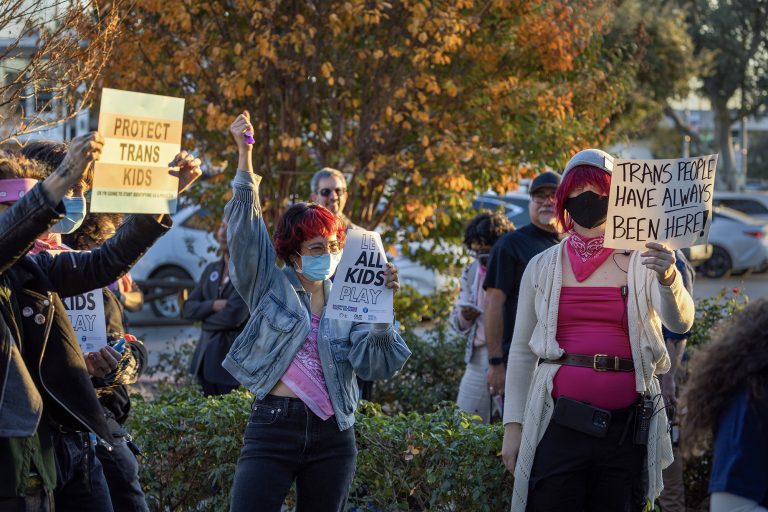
[131,207,219,317]
[712,191,768,222]
[698,206,768,278]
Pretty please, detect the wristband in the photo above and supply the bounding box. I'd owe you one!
[488,357,505,366]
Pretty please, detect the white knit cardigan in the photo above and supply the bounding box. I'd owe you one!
[502,240,695,511]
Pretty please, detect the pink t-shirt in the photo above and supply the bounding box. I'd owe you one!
[552,287,638,410]
[281,314,335,420]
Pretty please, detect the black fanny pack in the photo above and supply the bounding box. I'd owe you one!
[551,397,612,438]
[551,396,653,445]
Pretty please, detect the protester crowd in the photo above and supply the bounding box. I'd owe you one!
[0,107,764,512]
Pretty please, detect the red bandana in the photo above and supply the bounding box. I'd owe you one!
[566,231,614,282]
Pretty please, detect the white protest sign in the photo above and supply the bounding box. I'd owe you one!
[90,88,185,214]
[325,230,394,324]
[604,154,718,250]
[61,289,108,353]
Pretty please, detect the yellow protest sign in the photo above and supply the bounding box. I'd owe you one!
[90,88,185,214]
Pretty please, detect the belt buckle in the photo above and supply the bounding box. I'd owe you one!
[593,354,620,371]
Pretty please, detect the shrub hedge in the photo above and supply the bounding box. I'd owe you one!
[129,288,744,511]
[127,389,512,511]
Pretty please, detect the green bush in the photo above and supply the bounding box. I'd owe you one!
[128,385,250,511]
[372,322,466,414]
[351,401,512,511]
[128,389,511,511]
[126,290,745,511]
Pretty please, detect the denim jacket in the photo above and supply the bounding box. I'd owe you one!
[222,171,411,431]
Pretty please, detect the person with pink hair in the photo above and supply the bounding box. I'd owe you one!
[500,149,695,511]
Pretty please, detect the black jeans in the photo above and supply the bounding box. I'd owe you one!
[230,395,357,512]
[52,431,114,512]
[96,429,149,512]
[527,404,645,512]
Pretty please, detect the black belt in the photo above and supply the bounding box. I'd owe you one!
[541,353,634,372]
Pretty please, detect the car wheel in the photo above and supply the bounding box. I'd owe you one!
[698,246,732,279]
[148,267,193,318]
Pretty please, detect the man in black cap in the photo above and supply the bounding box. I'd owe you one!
[483,171,562,400]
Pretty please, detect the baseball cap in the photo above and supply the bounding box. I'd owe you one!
[529,171,561,195]
[562,148,614,181]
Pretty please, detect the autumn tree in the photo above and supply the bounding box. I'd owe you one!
[603,0,698,139]
[105,0,660,264]
[680,0,768,190]
[0,1,122,144]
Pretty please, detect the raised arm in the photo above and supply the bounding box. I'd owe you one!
[41,213,172,296]
[0,133,102,273]
[224,111,278,308]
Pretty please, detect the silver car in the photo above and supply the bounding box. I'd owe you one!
[712,191,768,222]
[698,206,768,278]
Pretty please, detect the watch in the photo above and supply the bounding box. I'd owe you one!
[488,357,505,366]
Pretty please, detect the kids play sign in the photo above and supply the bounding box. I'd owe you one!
[61,289,108,353]
[325,230,394,324]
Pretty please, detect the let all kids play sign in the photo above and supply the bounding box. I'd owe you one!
[604,154,718,250]
[325,230,394,324]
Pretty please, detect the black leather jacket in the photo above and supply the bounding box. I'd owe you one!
[0,184,63,437]
[3,187,171,445]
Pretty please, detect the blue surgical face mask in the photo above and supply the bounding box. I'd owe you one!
[50,196,87,234]
[296,251,343,281]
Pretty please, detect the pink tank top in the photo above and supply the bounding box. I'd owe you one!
[552,287,638,410]
[281,314,335,419]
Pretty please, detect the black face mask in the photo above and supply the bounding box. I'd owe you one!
[564,191,609,229]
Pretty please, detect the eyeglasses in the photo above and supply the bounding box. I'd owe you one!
[318,187,347,197]
[303,240,343,256]
[531,191,556,204]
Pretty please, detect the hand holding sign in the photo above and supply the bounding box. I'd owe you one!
[641,242,677,285]
[168,150,202,195]
[384,262,400,293]
[42,132,104,205]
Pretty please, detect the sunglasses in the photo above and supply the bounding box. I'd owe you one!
[318,187,347,197]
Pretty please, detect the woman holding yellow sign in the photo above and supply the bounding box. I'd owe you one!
[499,148,695,511]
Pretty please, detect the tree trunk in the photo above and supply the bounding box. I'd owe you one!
[712,102,740,191]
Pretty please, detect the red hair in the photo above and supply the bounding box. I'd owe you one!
[273,203,347,264]
[555,165,612,231]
